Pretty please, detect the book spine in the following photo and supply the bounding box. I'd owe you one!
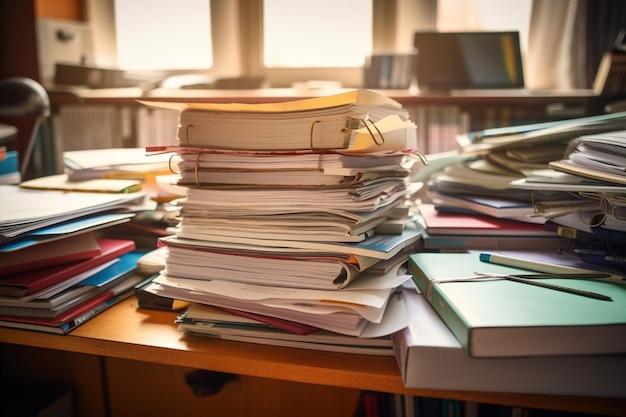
[408,257,471,354]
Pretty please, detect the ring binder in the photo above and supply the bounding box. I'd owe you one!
[184,124,193,147]
[145,90,414,152]
[194,152,201,185]
[308,118,355,150]
[168,154,180,174]
[308,117,387,150]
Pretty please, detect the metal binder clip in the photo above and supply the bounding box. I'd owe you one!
[194,152,201,185]
[308,117,386,150]
[359,118,385,146]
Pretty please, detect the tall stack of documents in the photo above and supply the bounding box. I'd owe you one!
[0,185,151,333]
[140,90,426,352]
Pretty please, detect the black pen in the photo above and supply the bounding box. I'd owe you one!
[473,272,613,301]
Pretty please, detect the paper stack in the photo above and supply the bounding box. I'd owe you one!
[141,89,426,351]
[0,185,152,333]
[414,112,626,259]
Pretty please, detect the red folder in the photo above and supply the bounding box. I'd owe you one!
[0,238,136,297]
[0,233,104,276]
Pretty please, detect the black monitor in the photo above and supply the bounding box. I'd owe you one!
[412,31,525,91]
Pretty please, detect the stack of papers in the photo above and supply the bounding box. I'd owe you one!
[0,185,152,334]
[141,89,415,152]
[177,301,396,356]
[63,147,177,181]
[0,185,147,241]
[549,130,626,185]
[142,89,427,346]
[412,112,626,287]
[62,147,185,202]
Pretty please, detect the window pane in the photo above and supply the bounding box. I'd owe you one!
[263,0,372,68]
[114,0,212,70]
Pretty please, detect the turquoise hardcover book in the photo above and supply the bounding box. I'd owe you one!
[408,252,626,358]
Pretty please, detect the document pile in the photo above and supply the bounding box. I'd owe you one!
[416,112,626,259]
[141,89,426,353]
[0,185,150,334]
[390,113,626,396]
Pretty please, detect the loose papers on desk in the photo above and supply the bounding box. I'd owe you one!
[63,147,177,181]
[0,185,149,241]
[20,174,142,194]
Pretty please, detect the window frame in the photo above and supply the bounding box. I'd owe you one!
[89,0,436,88]
[226,0,436,88]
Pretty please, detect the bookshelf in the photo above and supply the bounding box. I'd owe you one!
[1,296,624,417]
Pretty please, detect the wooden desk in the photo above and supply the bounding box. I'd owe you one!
[1,296,624,417]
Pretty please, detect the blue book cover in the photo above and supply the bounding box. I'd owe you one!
[79,251,145,287]
[0,151,18,176]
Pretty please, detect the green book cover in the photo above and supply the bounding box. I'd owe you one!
[408,252,626,358]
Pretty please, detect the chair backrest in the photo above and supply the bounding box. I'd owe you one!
[0,77,51,179]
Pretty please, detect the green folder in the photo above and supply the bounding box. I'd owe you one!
[408,252,626,358]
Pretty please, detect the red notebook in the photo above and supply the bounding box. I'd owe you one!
[418,204,553,236]
[0,232,104,276]
[0,238,136,297]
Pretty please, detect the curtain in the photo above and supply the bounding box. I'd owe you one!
[527,0,625,90]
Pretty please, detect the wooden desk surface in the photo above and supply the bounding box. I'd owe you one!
[0,296,625,416]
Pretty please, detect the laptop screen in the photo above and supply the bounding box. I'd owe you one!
[413,31,525,91]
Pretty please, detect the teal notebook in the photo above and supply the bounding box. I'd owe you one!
[408,252,626,358]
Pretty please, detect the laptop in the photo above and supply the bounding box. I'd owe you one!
[412,31,525,91]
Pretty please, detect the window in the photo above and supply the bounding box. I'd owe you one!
[114,0,212,70]
[255,0,431,87]
[90,0,534,88]
[263,0,372,68]
[89,0,434,86]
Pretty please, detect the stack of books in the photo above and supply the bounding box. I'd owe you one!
[392,252,626,398]
[0,184,151,334]
[140,89,426,354]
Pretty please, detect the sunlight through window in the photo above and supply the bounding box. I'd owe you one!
[114,0,212,70]
[263,0,373,68]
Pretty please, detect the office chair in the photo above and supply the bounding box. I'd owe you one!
[0,77,51,180]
